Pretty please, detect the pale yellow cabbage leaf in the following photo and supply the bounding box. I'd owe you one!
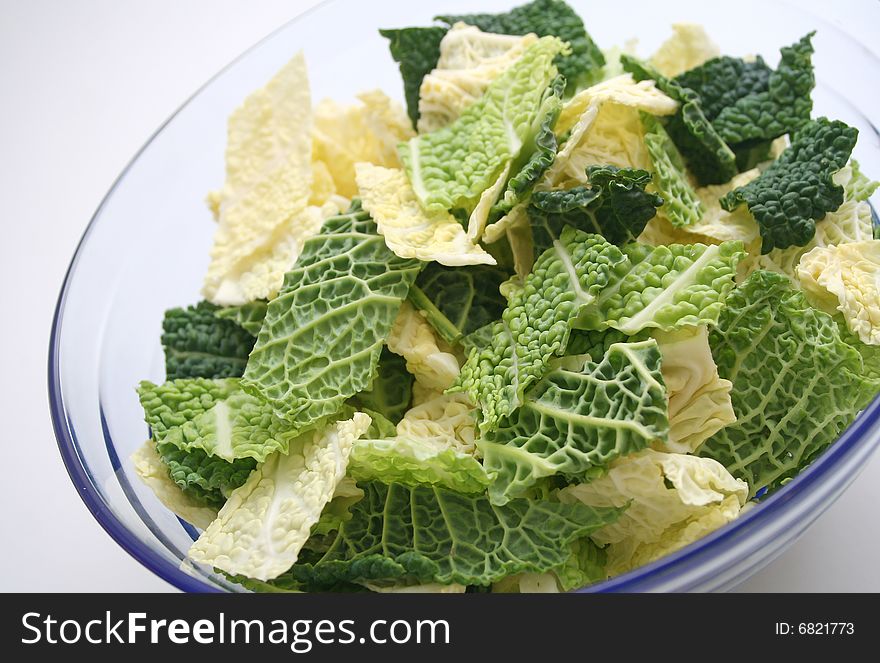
[395,392,477,455]
[798,241,880,346]
[131,441,218,531]
[386,302,461,391]
[653,326,736,453]
[418,23,537,134]
[203,52,317,306]
[355,163,495,266]
[651,23,720,78]
[349,392,486,492]
[188,413,371,581]
[558,449,747,576]
[547,75,678,189]
[312,90,414,200]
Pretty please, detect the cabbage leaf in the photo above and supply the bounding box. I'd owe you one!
[650,23,720,78]
[189,413,371,581]
[479,339,668,505]
[721,118,858,253]
[700,270,880,497]
[436,0,605,93]
[162,301,255,379]
[576,241,745,335]
[242,204,421,427]
[131,441,219,530]
[642,113,702,228]
[529,165,662,254]
[289,481,623,588]
[386,302,460,391]
[400,36,566,223]
[417,24,538,134]
[798,241,880,346]
[214,300,268,337]
[203,53,326,305]
[379,27,447,128]
[355,163,495,266]
[409,263,508,345]
[138,378,303,462]
[312,91,414,200]
[653,326,735,453]
[712,34,815,146]
[348,348,414,425]
[454,228,627,431]
[558,449,747,575]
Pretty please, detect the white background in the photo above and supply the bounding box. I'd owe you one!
[1,0,878,592]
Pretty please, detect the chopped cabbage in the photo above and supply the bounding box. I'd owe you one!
[558,449,747,576]
[798,241,880,346]
[356,163,496,266]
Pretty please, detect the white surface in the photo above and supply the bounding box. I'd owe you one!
[1,0,878,593]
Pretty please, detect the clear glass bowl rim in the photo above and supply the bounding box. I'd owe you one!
[48,0,880,593]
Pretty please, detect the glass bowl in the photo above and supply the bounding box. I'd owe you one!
[49,0,880,592]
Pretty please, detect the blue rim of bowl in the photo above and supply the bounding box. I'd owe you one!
[48,1,880,592]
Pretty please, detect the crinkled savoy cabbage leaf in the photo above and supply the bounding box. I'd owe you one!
[542,75,679,193]
[156,442,255,508]
[350,437,490,494]
[386,302,460,391]
[555,539,608,591]
[650,23,720,78]
[162,301,255,380]
[138,378,303,462]
[700,271,879,497]
[492,538,607,592]
[289,481,623,588]
[454,228,627,431]
[721,118,858,253]
[673,56,772,121]
[529,165,662,254]
[242,204,421,427]
[202,53,323,306]
[312,90,414,200]
[417,25,538,134]
[400,36,566,218]
[479,339,668,505]
[638,169,761,248]
[712,34,815,146]
[622,55,736,185]
[436,0,605,93]
[138,377,238,441]
[798,241,880,346]
[359,409,397,440]
[741,198,874,283]
[564,327,648,359]
[131,441,219,530]
[355,163,495,266]
[489,75,565,223]
[844,160,880,202]
[189,414,371,581]
[576,241,745,335]
[653,326,735,454]
[642,113,703,228]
